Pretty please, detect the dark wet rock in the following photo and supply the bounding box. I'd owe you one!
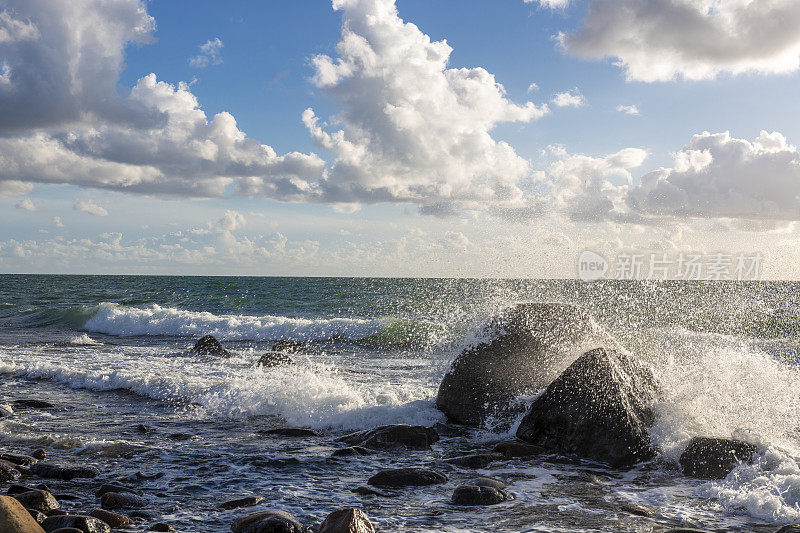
[41,515,111,533]
[118,472,163,484]
[256,352,295,368]
[516,347,659,468]
[219,496,265,511]
[444,453,503,469]
[230,509,307,533]
[338,425,439,451]
[8,486,39,496]
[168,433,195,441]
[437,303,614,426]
[13,491,59,513]
[95,485,139,498]
[679,437,758,479]
[318,508,375,533]
[134,424,152,434]
[100,492,147,510]
[473,477,509,490]
[775,527,800,533]
[26,508,47,524]
[30,464,98,480]
[351,486,390,497]
[31,450,46,461]
[617,502,657,518]
[13,400,55,410]
[191,335,230,357]
[331,446,374,458]
[492,441,546,458]
[1,454,38,466]
[367,467,447,488]
[0,460,23,482]
[260,428,319,438]
[45,510,67,517]
[88,509,134,529]
[451,485,512,506]
[0,495,45,532]
[271,340,308,354]
[147,524,175,532]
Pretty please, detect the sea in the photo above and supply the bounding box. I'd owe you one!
[0,275,799,532]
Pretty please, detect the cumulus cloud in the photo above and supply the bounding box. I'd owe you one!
[551,89,586,108]
[217,210,246,231]
[549,146,648,221]
[279,0,548,214]
[0,180,33,197]
[617,104,640,116]
[0,0,324,199]
[189,37,223,68]
[628,130,800,220]
[558,0,800,82]
[52,216,64,228]
[74,200,108,217]
[15,198,35,211]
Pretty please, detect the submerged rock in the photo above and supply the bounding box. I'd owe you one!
[260,428,319,438]
[100,492,147,510]
[95,485,138,498]
[367,467,447,488]
[271,340,307,354]
[256,352,295,368]
[148,524,175,532]
[436,303,614,426]
[12,491,59,513]
[0,461,22,482]
[338,425,439,451]
[218,496,264,511]
[29,464,98,480]
[516,347,659,468]
[679,437,758,479]
[230,509,307,533]
[444,453,503,469]
[0,495,45,533]
[1,454,38,467]
[318,508,374,533]
[41,515,111,533]
[330,446,374,458]
[13,400,55,410]
[491,441,546,458]
[191,335,231,357]
[31,450,46,461]
[451,485,512,506]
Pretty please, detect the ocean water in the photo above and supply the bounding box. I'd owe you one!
[0,275,799,532]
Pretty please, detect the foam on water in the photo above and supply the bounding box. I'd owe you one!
[68,333,103,346]
[82,302,384,341]
[645,326,800,523]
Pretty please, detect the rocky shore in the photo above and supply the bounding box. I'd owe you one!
[2,303,798,532]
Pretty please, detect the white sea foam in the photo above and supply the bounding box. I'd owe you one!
[68,333,102,346]
[82,302,384,341]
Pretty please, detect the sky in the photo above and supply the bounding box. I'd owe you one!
[2,0,800,278]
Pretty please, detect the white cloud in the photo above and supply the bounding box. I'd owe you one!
[74,200,108,217]
[0,1,324,200]
[628,130,800,220]
[189,38,223,68]
[525,0,570,8]
[15,198,35,211]
[616,104,640,116]
[549,146,648,221]
[558,0,800,82]
[0,180,33,197]
[217,210,246,231]
[282,0,548,214]
[551,89,586,108]
[52,216,64,228]
[527,82,539,93]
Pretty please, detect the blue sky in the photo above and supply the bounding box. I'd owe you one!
[2,0,800,278]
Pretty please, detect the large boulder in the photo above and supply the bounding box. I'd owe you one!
[0,461,22,482]
[338,425,439,451]
[230,509,307,533]
[318,509,374,533]
[436,303,615,426]
[256,352,294,368]
[679,437,758,479]
[516,347,659,468]
[191,335,231,357]
[40,515,111,533]
[451,485,512,506]
[12,491,59,513]
[0,495,45,533]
